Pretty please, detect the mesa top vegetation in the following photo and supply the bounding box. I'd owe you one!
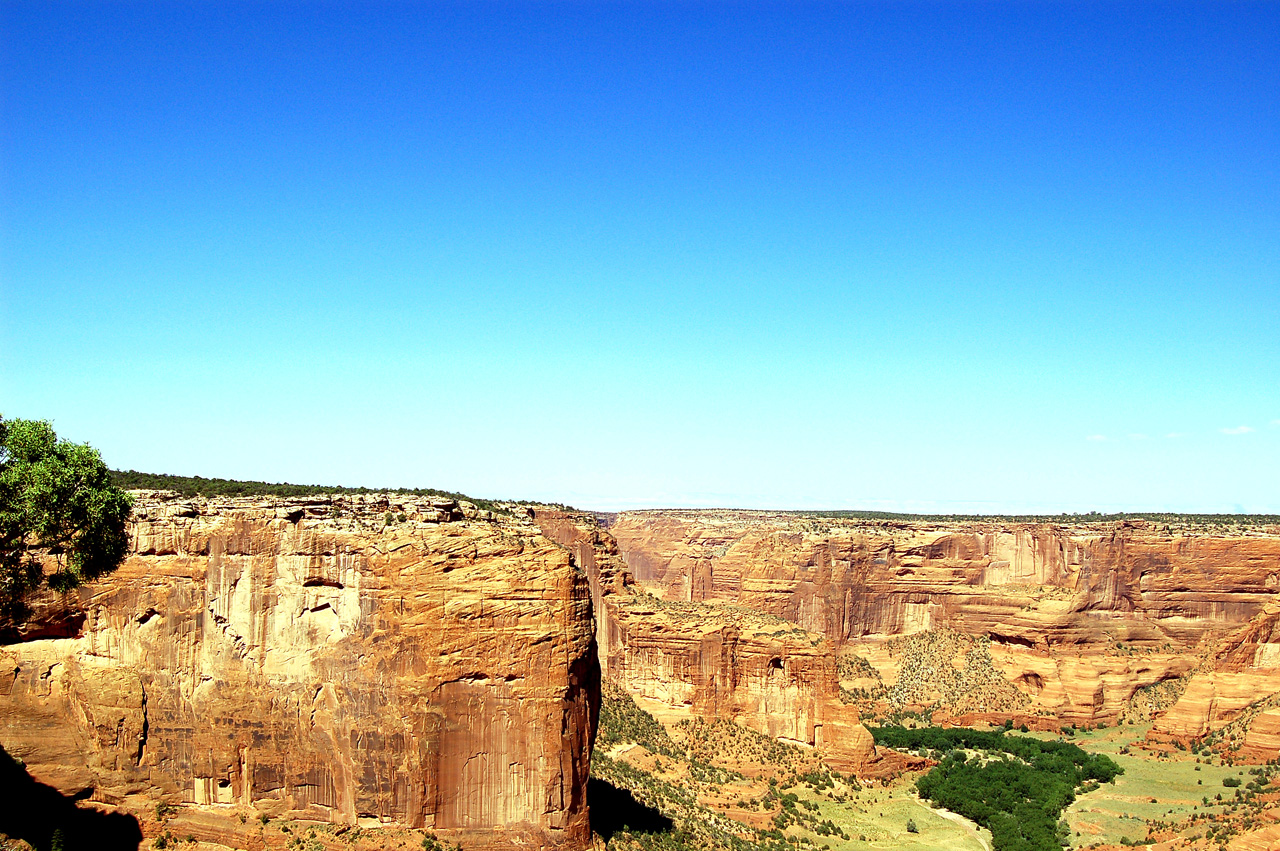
[109,470,507,513]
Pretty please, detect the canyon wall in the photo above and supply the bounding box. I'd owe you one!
[1148,601,1280,753]
[610,512,1280,647]
[531,510,874,774]
[9,494,1278,850]
[609,511,1280,741]
[0,493,598,851]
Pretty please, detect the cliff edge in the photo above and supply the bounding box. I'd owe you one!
[0,492,598,851]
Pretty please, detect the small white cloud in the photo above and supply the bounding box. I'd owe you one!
[1165,432,1187,439]
[1128,433,1148,440]
[1085,434,1107,442]
[1221,425,1255,435]
[1271,419,1280,427]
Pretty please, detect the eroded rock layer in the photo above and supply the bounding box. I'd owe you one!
[0,493,597,850]
[531,510,875,775]
[608,510,1280,748]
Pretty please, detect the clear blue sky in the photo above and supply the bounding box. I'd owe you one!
[2,1,1277,513]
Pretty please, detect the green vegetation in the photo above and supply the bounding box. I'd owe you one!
[596,682,682,759]
[1051,724,1280,848]
[1,417,132,626]
[593,686,990,850]
[420,833,460,851]
[591,751,758,851]
[109,469,510,512]
[882,629,1030,716]
[593,686,838,851]
[678,716,805,776]
[872,726,1122,851]
[796,508,1280,526]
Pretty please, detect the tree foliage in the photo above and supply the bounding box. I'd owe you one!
[0,417,132,625]
[109,469,507,512]
[871,726,1122,851]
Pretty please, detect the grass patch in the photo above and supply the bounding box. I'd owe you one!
[1047,725,1271,847]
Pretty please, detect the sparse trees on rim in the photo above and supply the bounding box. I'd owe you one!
[0,417,132,626]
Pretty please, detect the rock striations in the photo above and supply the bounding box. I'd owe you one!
[8,495,1280,850]
[609,510,1280,752]
[0,492,597,850]
[530,510,876,775]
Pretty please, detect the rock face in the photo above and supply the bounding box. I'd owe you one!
[610,512,1280,647]
[0,493,597,850]
[1240,707,1280,764]
[1147,602,1280,750]
[608,511,1280,738]
[531,510,875,775]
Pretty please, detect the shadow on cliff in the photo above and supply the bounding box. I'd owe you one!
[0,745,142,851]
[588,777,674,840]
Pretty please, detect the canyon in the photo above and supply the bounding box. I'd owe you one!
[4,495,1280,851]
[530,509,875,774]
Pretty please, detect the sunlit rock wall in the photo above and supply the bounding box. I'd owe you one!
[0,494,598,851]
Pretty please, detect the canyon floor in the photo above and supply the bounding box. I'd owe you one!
[588,690,1280,851]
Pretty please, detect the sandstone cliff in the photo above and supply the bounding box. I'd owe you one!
[609,511,1280,740]
[531,510,875,775]
[0,493,598,850]
[1146,601,1280,754]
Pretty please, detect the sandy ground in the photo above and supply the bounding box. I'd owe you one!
[921,802,992,851]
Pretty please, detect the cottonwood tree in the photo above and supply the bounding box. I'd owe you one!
[0,417,132,626]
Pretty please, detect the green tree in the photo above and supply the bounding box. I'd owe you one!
[0,417,132,625]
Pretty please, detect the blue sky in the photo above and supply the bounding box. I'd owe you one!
[2,1,1277,513]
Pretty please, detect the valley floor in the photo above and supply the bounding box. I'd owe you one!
[591,697,1280,851]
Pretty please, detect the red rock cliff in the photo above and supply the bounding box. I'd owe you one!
[0,493,598,850]
[532,510,874,775]
[610,512,1280,647]
[609,511,1280,732]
